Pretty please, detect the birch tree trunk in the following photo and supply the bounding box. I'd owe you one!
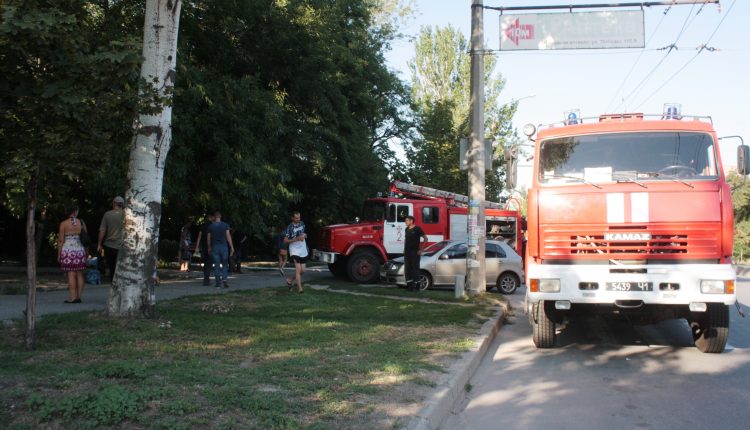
[108,0,182,317]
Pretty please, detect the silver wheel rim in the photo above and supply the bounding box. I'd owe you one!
[499,275,516,293]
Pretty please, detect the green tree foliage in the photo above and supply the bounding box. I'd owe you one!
[164,0,412,243]
[405,25,516,201]
[0,0,143,217]
[728,172,750,260]
[2,0,413,259]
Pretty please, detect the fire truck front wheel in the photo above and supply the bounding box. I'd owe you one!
[346,249,381,284]
[532,301,556,349]
[690,303,729,353]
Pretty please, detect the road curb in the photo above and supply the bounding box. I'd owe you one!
[403,304,505,430]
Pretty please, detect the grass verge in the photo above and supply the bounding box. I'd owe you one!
[0,286,495,429]
[324,278,507,306]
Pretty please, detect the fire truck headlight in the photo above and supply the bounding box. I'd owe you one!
[700,280,733,294]
[530,279,561,293]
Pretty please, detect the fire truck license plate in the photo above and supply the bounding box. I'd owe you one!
[605,282,653,292]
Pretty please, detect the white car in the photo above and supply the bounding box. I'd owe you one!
[381,240,524,294]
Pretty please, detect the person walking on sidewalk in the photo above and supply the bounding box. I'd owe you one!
[97,196,125,282]
[403,215,427,291]
[207,211,234,289]
[193,212,215,286]
[284,211,307,293]
[58,205,87,303]
[178,220,193,272]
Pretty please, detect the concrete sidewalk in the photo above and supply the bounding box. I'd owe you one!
[0,267,330,321]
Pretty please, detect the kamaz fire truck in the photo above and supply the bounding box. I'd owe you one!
[520,105,747,353]
[313,181,522,284]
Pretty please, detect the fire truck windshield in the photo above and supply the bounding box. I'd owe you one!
[361,201,386,222]
[539,131,719,184]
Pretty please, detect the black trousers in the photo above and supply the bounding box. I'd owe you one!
[103,245,119,281]
[404,250,420,289]
[201,248,211,282]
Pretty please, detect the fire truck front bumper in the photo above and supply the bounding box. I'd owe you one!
[313,250,339,264]
[525,262,737,307]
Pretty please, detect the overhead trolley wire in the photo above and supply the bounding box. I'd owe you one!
[605,7,670,112]
[612,3,698,112]
[633,0,737,110]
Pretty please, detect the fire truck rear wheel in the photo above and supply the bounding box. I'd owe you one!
[346,249,380,284]
[690,303,729,353]
[532,301,556,348]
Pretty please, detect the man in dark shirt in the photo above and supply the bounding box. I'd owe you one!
[97,196,125,282]
[207,211,234,289]
[403,215,427,291]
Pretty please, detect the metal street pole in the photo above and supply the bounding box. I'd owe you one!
[466,0,486,296]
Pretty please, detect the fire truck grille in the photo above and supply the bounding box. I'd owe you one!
[318,230,332,251]
[540,224,720,259]
[569,234,688,255]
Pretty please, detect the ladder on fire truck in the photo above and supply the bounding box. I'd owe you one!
[390,180,504,209]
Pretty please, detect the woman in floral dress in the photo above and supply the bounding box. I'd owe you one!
[57,205,87,303]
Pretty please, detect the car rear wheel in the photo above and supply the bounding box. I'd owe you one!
[417,270,432,291]
[496,272,520,295]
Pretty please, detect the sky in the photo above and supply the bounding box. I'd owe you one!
[384,0,749,190]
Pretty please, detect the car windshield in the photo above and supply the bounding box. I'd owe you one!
[539,131,718,184]
[422,240,451,256]
[360,200,385,222]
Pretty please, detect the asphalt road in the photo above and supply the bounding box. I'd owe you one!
[442,279,750,430]
[0,268,331,322]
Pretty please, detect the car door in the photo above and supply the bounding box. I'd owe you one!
[484,242,506,284]
[434,243,467,285]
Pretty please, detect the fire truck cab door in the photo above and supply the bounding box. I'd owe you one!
[384,203,413,254]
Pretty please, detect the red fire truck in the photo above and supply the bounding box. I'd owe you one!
[521,106,747,353]
[313,181,522,284]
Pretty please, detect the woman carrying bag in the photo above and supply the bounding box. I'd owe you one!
[57,205,87,303]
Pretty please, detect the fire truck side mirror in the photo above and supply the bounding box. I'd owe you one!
[505,158,517,190]
[738,145,750,175]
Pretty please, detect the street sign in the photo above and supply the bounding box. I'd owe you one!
[500,10,644,51]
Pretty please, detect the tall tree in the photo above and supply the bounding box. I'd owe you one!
[108,0,182,317]
[0,0,144,346]
[406,25,515,200]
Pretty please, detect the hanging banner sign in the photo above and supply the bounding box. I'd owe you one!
[500,10,644,51]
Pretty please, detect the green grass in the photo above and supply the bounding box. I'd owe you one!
[324,278,507,306]
[0,286,493,429]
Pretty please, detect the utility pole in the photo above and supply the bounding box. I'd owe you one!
[466,0,486,296]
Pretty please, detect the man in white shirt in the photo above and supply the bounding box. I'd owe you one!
[284,211,307,293]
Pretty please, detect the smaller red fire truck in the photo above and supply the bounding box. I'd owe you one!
[313,181,522,284]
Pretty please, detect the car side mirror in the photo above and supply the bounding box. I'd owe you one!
[439,254,450,260]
